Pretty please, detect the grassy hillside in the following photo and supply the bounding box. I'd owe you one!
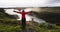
[30,7,60,25]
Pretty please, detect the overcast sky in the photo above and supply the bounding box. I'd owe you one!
[0,0,60,8]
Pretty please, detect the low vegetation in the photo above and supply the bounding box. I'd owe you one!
[0,18,60,32]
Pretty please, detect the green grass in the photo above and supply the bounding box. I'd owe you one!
[0,18,60,32]
[0,22,22,32]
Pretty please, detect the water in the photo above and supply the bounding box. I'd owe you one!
[5,9,46,23]
[26,15,46,23]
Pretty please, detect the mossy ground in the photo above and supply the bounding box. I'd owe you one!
[0,18,60,32]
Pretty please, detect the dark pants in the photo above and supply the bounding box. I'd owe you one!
[21,18,26,31]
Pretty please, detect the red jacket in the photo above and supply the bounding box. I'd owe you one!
[16,11,30,18]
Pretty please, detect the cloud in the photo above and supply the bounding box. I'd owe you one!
[0,0,60,7]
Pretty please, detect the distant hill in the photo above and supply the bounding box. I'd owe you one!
[30,7,60,25]
[0,8,16,19]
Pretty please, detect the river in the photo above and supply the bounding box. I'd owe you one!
[5,9,46,23]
